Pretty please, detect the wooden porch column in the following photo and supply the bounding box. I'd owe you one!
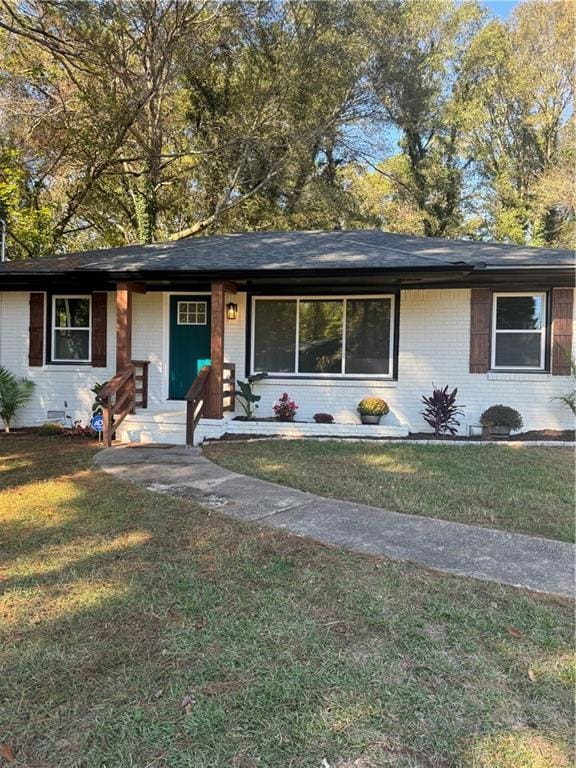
[205,280,236,418]
[116,282,133,371]
[116,281,146,371]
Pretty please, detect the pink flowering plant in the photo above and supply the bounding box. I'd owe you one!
[273,392,298,422]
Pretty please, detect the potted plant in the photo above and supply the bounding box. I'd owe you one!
[357,397,389,425]
[234,372,268,420]
[273,392,298,422]
[480,405,523,439]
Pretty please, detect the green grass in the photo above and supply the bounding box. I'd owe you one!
[204,440,575,542]
[0,437,574,767]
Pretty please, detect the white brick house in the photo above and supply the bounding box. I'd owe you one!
[0,230,573,443]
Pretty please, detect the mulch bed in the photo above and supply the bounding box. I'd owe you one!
[211,428,575,443]
[0,428,40,437]
[405,429,575,442]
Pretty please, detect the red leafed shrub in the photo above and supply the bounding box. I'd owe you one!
[62,421,97,438]
[273,393,298,422]
[421,385,465,438]
[313,413,334,423]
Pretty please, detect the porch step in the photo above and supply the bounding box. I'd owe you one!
[115,409,184,444]
[122,408,186,425]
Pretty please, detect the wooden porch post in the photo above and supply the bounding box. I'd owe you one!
[205,280,236,418]
[116,281,146,371]
[116,282,132,371]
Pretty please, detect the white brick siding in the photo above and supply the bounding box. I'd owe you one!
[132,292,165,406]
[1,287,574,433]
[251,289,576,431]
[0,291,116,427]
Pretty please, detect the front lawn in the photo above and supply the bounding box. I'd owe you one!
[205,440,575,542]
[0,437,574,767]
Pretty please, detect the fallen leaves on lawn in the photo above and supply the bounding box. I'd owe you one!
[231,752,258,768]
[179,693,197,715]
[201,677,254,696]
[178,679,253,713]
[0,744,15,762]
[527,667,536,683]
[507,626,522,638]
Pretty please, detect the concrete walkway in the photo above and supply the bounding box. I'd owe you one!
[94,445,575,599]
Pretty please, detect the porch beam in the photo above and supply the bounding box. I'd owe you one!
[222,280,237,295]
[116,281,133,371]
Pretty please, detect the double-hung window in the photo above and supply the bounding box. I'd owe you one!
[52,296,91,362]
[251,295,395,377]
[491,292,547,370]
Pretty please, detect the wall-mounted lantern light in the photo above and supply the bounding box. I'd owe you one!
[226,302,238,321]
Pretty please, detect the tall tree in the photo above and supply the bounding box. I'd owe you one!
[367,0,485,238]
[169,0,374,238]
[462,0,574,245]
[0,0,374,254]
[0,0,572,257]
[0,0,221,255]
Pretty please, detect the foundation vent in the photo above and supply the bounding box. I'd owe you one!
[46,410,66,422]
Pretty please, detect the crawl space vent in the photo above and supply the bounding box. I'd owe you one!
[46,410,66,422]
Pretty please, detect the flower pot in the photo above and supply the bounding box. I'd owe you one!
[360,414,381,425]
[489,425,511,439]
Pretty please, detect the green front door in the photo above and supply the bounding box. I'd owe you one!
[169,295,211,399]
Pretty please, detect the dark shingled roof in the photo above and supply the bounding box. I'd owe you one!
[0,229,573,275]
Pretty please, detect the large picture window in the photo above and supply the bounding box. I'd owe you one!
[252,295,395,377]
[52,296,91,362]
[491,292,547,370]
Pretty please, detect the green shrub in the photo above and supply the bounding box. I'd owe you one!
[235,372,268,419]
[480,405,523,431]
[39,422,64,436]
[553,356,576,415]
[357,397,389,416]
[313,413,334,423]
[0,367,35,432]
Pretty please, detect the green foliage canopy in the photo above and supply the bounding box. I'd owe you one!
[0,0,572,258]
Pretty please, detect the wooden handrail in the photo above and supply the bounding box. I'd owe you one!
[222,362,236,413]
[184,362,237,445]
[99,365,133,401]
[132,360,149,409]
[185,365,211,447]
[100,359,149,446]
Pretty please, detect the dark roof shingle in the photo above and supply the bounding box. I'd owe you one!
[0,229,573,275]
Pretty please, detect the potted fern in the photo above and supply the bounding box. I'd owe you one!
[0,367,35,433]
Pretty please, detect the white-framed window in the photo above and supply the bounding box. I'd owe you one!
[177,300,207,325]
[251,295,395,377]
[52,295,91,362]
[491,292,547,370]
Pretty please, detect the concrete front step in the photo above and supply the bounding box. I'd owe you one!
[116,414,226,445]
